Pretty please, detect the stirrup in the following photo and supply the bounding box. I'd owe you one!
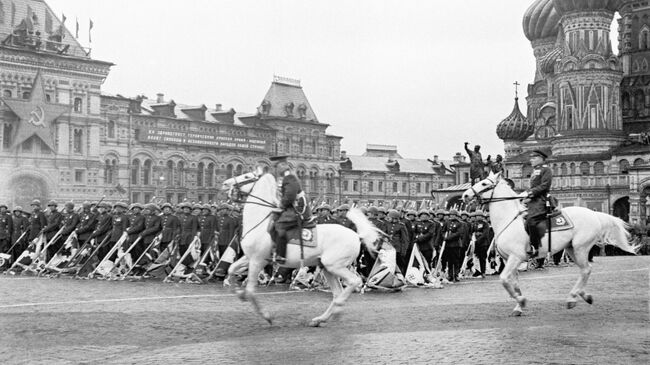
[527,247,538,257]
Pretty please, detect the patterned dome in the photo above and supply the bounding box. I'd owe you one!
[552,0,623,14]
[496,98,534,142]
[523,0,561,42]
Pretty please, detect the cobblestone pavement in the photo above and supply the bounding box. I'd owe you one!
[0,256,648,364]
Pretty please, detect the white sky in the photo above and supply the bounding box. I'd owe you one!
[45,0,619,161]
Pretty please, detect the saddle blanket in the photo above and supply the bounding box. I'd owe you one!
[287,227,318,248]
[547,210,573,233]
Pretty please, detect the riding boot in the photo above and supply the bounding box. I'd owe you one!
[274,234,287,264]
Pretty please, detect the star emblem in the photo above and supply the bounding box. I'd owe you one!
[1,70,69,152]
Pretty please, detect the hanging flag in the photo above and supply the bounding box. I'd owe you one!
[89,19,93,43]
[75,18,79,38]
[62,14,67,24]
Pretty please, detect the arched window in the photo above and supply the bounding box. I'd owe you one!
[2,89,11,98]
[235,164,243,176]
[640,28,649,49]
[2,123,12,150]
[226,164,234,178]
[310,171,318,192]
[312,139,318,155]
[108,120,115,138]
[131,159,141,185]
[143,159,152,185]
[177,161,185,186]
[197,162,204,187]
[166,161,175,185]
[552,164,558,176]
[74,97,83,113]
[22,91,30,99]
[105,160,113,185]
[580,162,590,175]
[619,159,629,174]
[560,163,567,176]
[634,158,645,166]
[73,129,83,153]
[594,161,605,174]
[206,163,214,187]
[569,162,576,175]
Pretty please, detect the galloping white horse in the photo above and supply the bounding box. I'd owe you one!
[462,171,638,315]
[221,167,380,326]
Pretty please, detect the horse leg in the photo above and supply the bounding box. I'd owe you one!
[239,258,274,324]
[499,256,527,316]
[322,263,363,320]
[563,247,593,309]
[309,269,343,327]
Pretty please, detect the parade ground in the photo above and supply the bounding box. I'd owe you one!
[0,256,648,364]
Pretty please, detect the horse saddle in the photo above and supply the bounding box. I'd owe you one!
[546,210,574,233]
[287,226,318,248]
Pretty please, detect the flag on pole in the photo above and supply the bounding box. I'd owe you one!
[75,18,79,38]
[89,19,94,43]
[62,13,67,24]
[212,236,238,277]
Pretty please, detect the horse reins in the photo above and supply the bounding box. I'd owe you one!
[229,174,278,241]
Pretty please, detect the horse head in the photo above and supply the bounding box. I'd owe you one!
[221,166,265,202]
[462,171,502,204]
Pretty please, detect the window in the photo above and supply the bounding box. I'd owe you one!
[378,181,383,192]
[166,193,174,204]
[0,2,4,25]
[105,160,114,184]
[143,160,152,185]
[22,136,33,152]
[580,162,590,175]
[75,169,85,183]
[166,161,175,184]
[561,163,568,175]
[634,158,645,166]
[45,94,51,102]
[2,123,12,150]
[197,162,204,187]
[402,182,407,193]
[132,192,141,204]
[74,97,83,113]
[425,182,430,193]
[569,163,576,175]
[328,145,333,157]
[392,182,398,192]
[594,162,605,175]
[416,183,421,193]
[208,194,215,203]
[464,172,470,182]
[73,129,83,153]
[22,91,30,99]
[235,164,243,176]
[226,164,234,178]
[343,180,349,191]
[353,181,358,192]
[108,120,115,138]
[3,90,11,98]
[313,139,318,155]
[206,163,214,187]
[177,161,185,186]
[131,159,140,185]
[368,181,374,192]
[144,193,152,203]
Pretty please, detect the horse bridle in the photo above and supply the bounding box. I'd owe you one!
[468,176,522,205]
[229,173,276,209]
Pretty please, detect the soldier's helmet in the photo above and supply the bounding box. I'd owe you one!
[319,204,332,212]
[161,202,173,210]
[360,206,368,214]
[367,206,378,214]
[145,203,158,212]
[98,202,111,209]
[338,204,350,211]
[131,203,144,210]
[114,201,128,209]
[218,203,230,211]
[47,200,58,207]
[387,209,400,219]
[13,206,23,213]
[30,199,41,207]
[377,206,387,214]
[406,209,417,217]
[448,209,459,219]
[435,209,445,216]
[64,201,74,209]
[82,201,92,208]
[202,204,212,211]
[192,203,202,210]
[418,209,430,217]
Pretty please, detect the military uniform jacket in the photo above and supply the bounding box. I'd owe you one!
[404,219,416,243]
[473,221,491,249]
[315,215,337,225]
[384,221,409,255]
[336,216,356,231]
[432,220,445,248]
[527,164,553,218]
[444,220,463,248]
[12,215,28,243]
[0,212,13,241]
[414,220,436,251]
[160,213,181,243]
[43,210,63,240]
[61,211,80,236]
[140,214,162,244]
[126,213,146,237]
[369,217,386,233]
[91,212,112,241]
[460,221,472,249]
[75,211,97,242]
[179,213,199,246]
[28,211,47,241]
[217,215,239,247]
[109,213,129,242]
[278,172,311,221]
[199,214,217,244]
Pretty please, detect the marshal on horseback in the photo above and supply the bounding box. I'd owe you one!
[462,166,639,316]
[221,156,381,327]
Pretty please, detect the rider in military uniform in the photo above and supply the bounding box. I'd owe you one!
[271,155,311,264]
[518,150,553,257]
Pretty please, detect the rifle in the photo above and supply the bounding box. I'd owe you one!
[458,233,476,278]
[432,231,448,278]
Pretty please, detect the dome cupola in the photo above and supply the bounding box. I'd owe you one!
[497,97,534,142]
[523,0,561,42]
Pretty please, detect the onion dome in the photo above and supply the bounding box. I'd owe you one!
[523,0,561,42]
[552,0,623,14]
[496,98,534,142]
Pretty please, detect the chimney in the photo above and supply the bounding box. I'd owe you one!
[453,152,463,163]
[433,155,439,164]
[215,104,222,111]
[156,93,164,103]
[340,150,347,160]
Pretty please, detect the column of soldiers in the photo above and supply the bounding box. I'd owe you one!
[312,203,494,282]
[0,199,243,280]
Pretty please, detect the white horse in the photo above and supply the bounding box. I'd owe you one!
[221,167,380,326]
[462,171,638,316]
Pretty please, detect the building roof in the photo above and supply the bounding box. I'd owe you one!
[258,76,319,122]
[343,155,454,175]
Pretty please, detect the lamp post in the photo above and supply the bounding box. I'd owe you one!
[158,174,165,203]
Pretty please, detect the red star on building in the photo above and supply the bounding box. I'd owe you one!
[1,70,69,152]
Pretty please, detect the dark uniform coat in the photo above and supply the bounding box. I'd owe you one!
[11,214,28,245]
[384,221,409,256]
[199,214,218,245]
[140,214,162,245]
[75,210,98,242]
[276,172,311,234]
[60,211,80,238]
[414,219,436,252]
[526,164,553,218]
[43,210,63,241]
[0,212,13,251]
[217,214,239,247]
[28,211,47,241]
[444,220,463,248]
[91,212,112,242]
[315,215,337,225]
[473,220,491,250]
[178,213,199,246]
[109,213,129,242]
[160,213,181,243]
[126,213,146,239]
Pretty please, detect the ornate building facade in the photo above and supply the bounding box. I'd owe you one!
[498,0,650,225]
[0,0,343,207]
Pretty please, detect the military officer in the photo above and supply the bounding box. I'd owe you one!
[315,205,336,224]
[43,200,63,258]
[444,209,464,282]
[75,201,98,246]
[159,202,180,253]
[518,150,553,257]
[336,204,356,230]
[11,207,29,259]
[414,210,437,264]
[384,209,409,273]
[0,203,13,253]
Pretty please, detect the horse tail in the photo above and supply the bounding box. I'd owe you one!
[346,208,381,254]
[595,212,640,255]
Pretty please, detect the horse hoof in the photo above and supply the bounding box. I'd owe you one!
[236,289,247,302]
[263,313,274,325]
[517,296,527,309]
[511,309,522,317]
[308,319,321,327]
[584,294,593,305]
[567,301,576,309]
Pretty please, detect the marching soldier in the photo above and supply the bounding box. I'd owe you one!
[444,209,464,282]
[216,203,239,256]
[11,207,29,259]
[159,202,180,254]
[90,202,112,250]
[27,200,47,243]
[178,202,199,263]
[125,203,146,256]
[385,209,409,274]
[472,211,491,278]
[105,202,129,260]
[315,205,336,224]
[57,202,80,254]
[414,210,437,264]
[199,203,217,262]
[43,200,63,258]
[137,203,162,264]
[75,202,98,246]
[517,150,553,257]
[0,203,13,253]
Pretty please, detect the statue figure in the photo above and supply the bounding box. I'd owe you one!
[464,142,485,184]
[487,154,504,174]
